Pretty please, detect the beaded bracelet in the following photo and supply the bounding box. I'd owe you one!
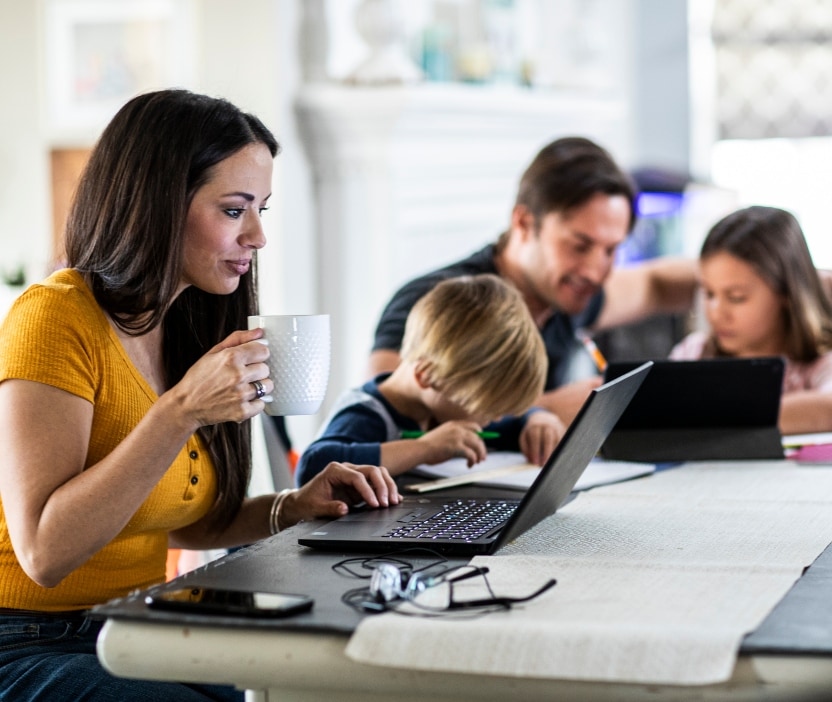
[269,488,296,535]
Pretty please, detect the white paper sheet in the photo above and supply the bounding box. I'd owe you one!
[782,431,832,447]
[408,452,655,492]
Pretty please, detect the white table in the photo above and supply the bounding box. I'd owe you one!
[97,618,832,702]
[95,462,832,701]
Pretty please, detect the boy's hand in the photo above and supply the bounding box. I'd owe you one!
[519,411,566,466]
[418,421,488,467]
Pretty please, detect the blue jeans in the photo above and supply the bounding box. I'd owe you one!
[0,612,243,701]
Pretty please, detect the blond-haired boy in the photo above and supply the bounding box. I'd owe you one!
[296,274,565,485]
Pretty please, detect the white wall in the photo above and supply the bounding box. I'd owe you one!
[0,1,51,286]
[0,0,289,301]
[0,0,307,447]
[632,0,691,173]
[190,0,286,315]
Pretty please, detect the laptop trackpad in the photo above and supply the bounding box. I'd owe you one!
[338,498,438,523]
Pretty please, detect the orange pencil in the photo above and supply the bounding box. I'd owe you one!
[578,332,607,373]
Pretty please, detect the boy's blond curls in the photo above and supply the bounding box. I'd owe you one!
[400,274,546,419]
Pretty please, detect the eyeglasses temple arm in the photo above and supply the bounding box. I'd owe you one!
[447,578,557,610]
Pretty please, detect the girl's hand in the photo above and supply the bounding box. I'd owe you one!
[519,411,566,466]
[169,329,274,430]
[417,421,488,467]
[281,462,401,525]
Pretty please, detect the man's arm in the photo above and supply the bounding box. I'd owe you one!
[536,377,603,427]
[595,257,697,331]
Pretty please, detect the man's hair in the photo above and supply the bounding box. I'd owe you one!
[511,136,637,233]
[65,89,280,531]
[700,205,832,362]
[400,274,546,418]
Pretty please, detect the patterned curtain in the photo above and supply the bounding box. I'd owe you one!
[713,0,832,139]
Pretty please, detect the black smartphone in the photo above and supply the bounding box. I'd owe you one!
[144,586,314,618]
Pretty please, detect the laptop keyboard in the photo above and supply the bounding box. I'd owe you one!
[382,499,519,541]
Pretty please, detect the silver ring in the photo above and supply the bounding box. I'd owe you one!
[251,380,266,400]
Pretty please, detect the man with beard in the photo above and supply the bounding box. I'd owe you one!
[368,137,696,425]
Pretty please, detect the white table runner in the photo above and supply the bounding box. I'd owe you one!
[346,461,832,685]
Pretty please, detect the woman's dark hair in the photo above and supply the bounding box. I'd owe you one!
[65,89,280,530]
[700,205,832,361]
[507,136,638,239]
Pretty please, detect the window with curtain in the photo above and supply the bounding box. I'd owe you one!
[708,0,832,266]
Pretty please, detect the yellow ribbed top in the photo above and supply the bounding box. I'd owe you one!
[0,269,217,611]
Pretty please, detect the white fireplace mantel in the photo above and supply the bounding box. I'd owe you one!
[295,82,629,416]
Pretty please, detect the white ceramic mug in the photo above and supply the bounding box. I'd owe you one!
[247,314,331,416]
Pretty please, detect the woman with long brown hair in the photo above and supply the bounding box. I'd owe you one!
[0,89,398,701]
[671,205,832,434]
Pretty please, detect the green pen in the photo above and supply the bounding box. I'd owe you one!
[400,430,501,439]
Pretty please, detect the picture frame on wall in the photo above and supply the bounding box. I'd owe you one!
[44,0,194,136]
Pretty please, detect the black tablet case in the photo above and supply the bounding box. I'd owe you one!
[601,357,785,462]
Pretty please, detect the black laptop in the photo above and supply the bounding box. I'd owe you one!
[298,362,652,556]
[601,357,785,463]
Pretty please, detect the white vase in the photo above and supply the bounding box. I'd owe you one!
[346,0,423,85]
